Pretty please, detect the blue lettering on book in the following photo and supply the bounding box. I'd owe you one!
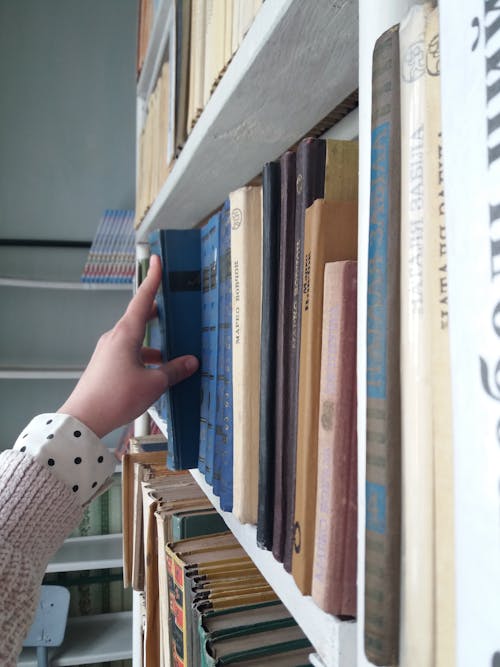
[366,481,387,534]
[367,122,389,399]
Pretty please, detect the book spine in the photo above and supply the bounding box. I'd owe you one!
[230,185,263,524]
[399,5,434,667]
[257,161,281,550]
[206,216,220,485]
[311,260,358,616]
[364,24,402,666]
[283,137,326,572]
[272,150,296,562]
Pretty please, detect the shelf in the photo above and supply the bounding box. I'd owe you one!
[0,367,84,380]
[47,534,123,573]
[135,0,358,240]
[0,277,132,290]
[18,611,132,666]
[190,469,357,667]
[147,405,168,438]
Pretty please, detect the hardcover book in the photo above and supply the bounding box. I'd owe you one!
[149,228,202,470]
[291,199,358,595]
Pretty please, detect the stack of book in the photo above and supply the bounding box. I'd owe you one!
[147,135,360,620]
[81,209,136,284]
[135,0,263,225]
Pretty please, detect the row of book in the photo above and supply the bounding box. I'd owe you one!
[122,436,312,667]
[135,0,262,225]
[81,209,136,283]
[145,133,360,620]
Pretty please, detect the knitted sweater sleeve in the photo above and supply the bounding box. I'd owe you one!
[0,450,84,666]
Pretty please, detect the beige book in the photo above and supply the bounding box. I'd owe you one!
[230,185,263,524]
[224,0,233,70]
[203,0,226,105]
[231,0,241,56]
[423,8,456,666]
[188,0,206,129]
[291,200,358,595]
[399,4,434,667]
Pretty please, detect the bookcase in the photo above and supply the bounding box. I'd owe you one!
[133,1,497,666]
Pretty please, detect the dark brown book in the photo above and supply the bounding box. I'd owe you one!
[311,260,358,616]
[291,200,358,594]
[284,137,358,572]
[364,24,402,666]
[272,150,296,563]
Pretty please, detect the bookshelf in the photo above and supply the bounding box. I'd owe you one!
[47,534,124,573]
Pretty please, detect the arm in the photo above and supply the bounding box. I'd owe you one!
[0,255,198,664]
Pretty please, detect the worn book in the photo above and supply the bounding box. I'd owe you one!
[230,185,263,524]
[149,228,202,470]
[257,160,281,550]
[284,137,358,571]
[399,6,434,667]
[291,200,358,594]
[311,260,357,616]
[364,23,402,667]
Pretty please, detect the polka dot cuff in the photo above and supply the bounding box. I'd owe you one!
[13,413,116,506]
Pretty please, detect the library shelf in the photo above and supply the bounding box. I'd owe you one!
[47,534,123,573]
[135,0,358,240]
[0,277,131,290]
[0,366,84,380]
[190,469,357,667]
[18,611,133,666]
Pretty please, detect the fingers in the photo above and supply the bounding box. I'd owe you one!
[156,354,199,388]
[122,254,163,338]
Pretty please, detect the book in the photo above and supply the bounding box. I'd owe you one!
[311,260,357,616]
[364,23,402,667]
[149,228,202,470]
[175,0,192,155]
[187,0,206,132]
[423,8,455,666]
[203,0,226,105]
[399,6,434,667]
[172,508,228,541]
[230,185,263,524]
[213,200,233,510]
[284,138,358,572]
[199,211,221,481]
[272,150,296,563]
[257,160,281,550]
[291,200,358,594]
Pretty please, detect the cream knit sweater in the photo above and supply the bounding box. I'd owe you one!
[0,450,83,666]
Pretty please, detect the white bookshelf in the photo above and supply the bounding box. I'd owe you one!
[0,366,84,380]
[135,0,358,240]
[0,277,131,290]
[18,611,133,666]
[47,534,123,573]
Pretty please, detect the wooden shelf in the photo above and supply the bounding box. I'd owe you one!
[47,534,123,573]
[135,0,358,239]
[18,611,132,666]
[190,470,357,667]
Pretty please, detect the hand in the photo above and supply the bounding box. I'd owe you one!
[58,254,199,438]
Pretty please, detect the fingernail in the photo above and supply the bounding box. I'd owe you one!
[184,356,199,374]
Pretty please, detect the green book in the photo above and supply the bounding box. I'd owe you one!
[172,508,228,540]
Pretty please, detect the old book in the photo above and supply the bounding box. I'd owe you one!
[422,9,455,666]
[399,5,434,667]
[203,0,226,105]
[311,260,357,616]
[291,200,358,594]
[187,0,206,131]
[199,211,220,482]
[149,228,202,470]
[257,160,281,550]
[174,0,191,154]
[284,138,358,572]
[272,150,296,563]
[364,23,402,667]
[230,185,263,524]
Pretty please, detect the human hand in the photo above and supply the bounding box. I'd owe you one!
[58,254,199,438]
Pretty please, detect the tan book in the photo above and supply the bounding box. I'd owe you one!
[203,0,226,105]
[291,200,357,594]
[311,260,358,616]
[399,4,434,666]
[188,0,206,130]
[423,8,455,666]
[230,185,263,524]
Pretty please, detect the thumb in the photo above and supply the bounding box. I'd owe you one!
[157,355,199,388]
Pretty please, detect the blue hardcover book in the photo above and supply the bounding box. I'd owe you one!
[213,200,230,498]
[199,212,220,484]
[149,228,202,470]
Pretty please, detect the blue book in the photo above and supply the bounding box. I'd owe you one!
[149,229,202,470]
[199,212,220,484]
[214,201,233,511]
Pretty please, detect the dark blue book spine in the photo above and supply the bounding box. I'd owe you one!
[149,228,202,470]
[213,200,230,498]
[199,212,220,480]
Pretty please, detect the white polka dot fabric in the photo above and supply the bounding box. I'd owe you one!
[12,413,116,506]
